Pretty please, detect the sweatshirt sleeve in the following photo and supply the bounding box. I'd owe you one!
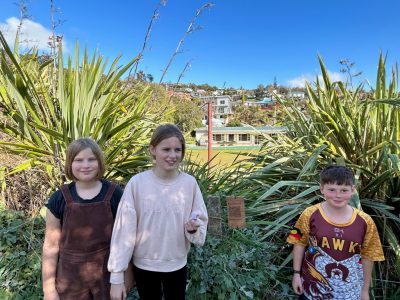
[185,182,208,246]
[108,179,137,284]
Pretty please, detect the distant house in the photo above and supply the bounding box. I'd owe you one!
[287,90,305,99]
[197,89,207,95]
[242,98,276,111]
[256,98,275,109]
[243,101,257,107]
[212,89,224,96]
[201,118,224,127]
[194,125,287,146]
[199,95,234,124]
[166,89,192,101]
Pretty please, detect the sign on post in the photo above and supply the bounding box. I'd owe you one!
[227,196,246,228]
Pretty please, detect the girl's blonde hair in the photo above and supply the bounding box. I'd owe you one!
[150,124,185,160]
[64,138,106,181]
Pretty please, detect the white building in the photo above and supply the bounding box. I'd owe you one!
[198,95,234,125]
[194,126,287,147]
[287,90,305,99]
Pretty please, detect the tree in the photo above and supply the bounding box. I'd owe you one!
[126,82,202,133]
[226,119,242,127]
[254,84,266,99]
[171,97,203,132]
[231,105,268,126]
[136,70,145,81]
[146,73,154,83]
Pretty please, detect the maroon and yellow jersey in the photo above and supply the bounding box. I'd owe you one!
[287,203,384,300]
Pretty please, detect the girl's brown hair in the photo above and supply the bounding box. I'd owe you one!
[64,138,106,181]
[150,124,185,160]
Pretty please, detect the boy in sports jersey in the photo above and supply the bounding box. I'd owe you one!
[287,166,384,300]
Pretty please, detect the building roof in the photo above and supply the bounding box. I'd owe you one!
[257,98,274,104]
[195,125,287,133]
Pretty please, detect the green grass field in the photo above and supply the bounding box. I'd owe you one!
[186,148,259,167]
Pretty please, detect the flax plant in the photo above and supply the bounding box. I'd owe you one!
[240,55,400,285]
[0,31,158,193]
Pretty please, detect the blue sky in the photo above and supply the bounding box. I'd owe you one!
[1,0,400,89]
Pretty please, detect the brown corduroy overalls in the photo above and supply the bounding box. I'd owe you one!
[55,183,116,300]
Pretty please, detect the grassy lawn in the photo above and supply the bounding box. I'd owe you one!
[186,147,259,167]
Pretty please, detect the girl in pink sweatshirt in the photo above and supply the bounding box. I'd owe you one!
[108,124,208,300]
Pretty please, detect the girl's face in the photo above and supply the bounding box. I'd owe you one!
[71,147,99,182]
[150,136,183,172]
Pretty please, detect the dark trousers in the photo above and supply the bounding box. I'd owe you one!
[299,294,309,300]
[133,265,187,300]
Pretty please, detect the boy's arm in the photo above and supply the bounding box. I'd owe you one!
[361,259,374,300]
[42,209,61,300]
[292,244,305,295]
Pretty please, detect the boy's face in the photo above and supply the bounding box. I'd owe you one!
[320,183,355,210]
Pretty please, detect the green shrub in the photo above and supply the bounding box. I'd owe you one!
[0,210,44,299]
[187,227,288,299]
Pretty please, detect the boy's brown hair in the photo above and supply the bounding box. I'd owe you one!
[320,165,355,186]
[64,138,106,181]
[149,124,185,160]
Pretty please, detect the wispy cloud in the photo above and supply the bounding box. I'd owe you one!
[287,71,346,88]
[0,17,67,52]
[287,74,314,88]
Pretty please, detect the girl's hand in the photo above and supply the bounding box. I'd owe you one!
[110,283,126,300]
[292,274,303,295]
[185,219,199,232]
[185,213,200,233]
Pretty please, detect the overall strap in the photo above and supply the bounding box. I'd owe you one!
[60,184,74,204]
[104,182,117,204]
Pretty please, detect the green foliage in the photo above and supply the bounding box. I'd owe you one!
[277,55,400,201]
[182,154,244,200]
[239,54,400,292]
[0,31,158,191]
[187,228,288,299]
[171,97,203,132]
[181,159,291,298]
[0,210,44,299]
[386,283,400,300]
[254,84,266,99]
[231,105,268,126]
[247,54,400,225]
[126,82,202,133]
[1,27,400,300]
[125,225,286,300]
[226,119,242,127]
[236,147,324,240]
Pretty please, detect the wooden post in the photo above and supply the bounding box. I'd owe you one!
[206,195,222,236]
[207,101,212,170]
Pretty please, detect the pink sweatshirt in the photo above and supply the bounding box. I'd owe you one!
[108,170,208,284]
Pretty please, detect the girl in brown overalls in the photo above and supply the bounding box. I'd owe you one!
[42,138,133,300]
